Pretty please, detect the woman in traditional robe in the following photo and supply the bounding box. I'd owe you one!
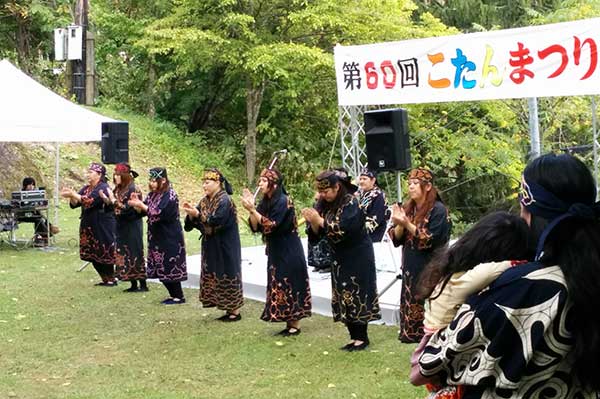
[418,154,600,398]
[128,167,187,304]
[302,169,381,351]
[241,168,311,336]
[183,168,243,321]
[61,162,116,286]
[388,168,451,343]
[100,163,147,292]
[356,168,388,243]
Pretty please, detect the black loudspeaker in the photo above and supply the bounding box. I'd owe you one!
[364,108,411,172]
[101,121,129,164]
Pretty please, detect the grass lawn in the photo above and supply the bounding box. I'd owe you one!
[0,206,425,399]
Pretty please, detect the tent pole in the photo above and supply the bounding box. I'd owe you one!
[55,143,60,226]
[527,97,541,160]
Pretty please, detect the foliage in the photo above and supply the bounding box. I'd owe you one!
[93,0,458,183]
[4,0,600,229]
[0,0,71,73]
[415,0,561,31]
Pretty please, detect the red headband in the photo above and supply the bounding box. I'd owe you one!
[114,163,130,174]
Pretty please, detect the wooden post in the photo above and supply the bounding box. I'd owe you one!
[85,31,95,105]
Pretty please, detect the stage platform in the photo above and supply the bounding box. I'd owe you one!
[181,238,403,326]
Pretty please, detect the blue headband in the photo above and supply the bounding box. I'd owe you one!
[520,177,600,260]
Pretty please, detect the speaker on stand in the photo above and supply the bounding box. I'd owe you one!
[364,108,412,297]
[101,121,129,164]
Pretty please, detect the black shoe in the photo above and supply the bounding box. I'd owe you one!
[340,342,355,351]
[348,340,369,351]
[278,327,301,337]
[162,298,186,305]
[138,286,149,292]
[123,286,139,292]
[95,281,117,287]
[398,334,419,344]
[220,313,241,322]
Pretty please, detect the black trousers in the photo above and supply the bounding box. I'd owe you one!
[17,213,53,237]
[346,322,368,342]
[163,281,184,299]
[92,262,115,281]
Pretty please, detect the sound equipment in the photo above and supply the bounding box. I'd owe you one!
[11,190,48,209]
[101,121,129,164]
[364,108,411,172]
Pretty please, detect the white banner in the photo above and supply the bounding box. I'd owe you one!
[334,18,600,106]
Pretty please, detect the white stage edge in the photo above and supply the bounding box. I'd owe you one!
[181,238,402,325]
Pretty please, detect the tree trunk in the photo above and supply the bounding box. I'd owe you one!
[15,15,30,73]
[187,68,229,132]
[147,59,156,117]
[245,80,266,184]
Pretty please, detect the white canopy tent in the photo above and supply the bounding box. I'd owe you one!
[0,59,116,225]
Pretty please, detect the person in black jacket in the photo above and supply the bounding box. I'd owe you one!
[302,169,381,351]
[61,163,116,286]
[241,168,312,336]
[99,163,147,292]
[183,168,243,321]
[356,168,389,243]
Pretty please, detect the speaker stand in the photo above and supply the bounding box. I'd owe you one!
[77,261,90,272]
[396,171,403,203]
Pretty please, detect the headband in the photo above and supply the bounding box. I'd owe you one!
[260,169,282,185]
[408,168,433,182]
[203,168,233,194]
[89,162,106,176]
[149,167,167,180]
[520,176,600,260]
[316,170,358,193]
[115,163,139,178]
[359,168,377,180]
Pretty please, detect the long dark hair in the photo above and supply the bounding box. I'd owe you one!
[523,153,600,390]
[417,211,531,301]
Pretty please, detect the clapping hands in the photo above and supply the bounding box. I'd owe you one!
[240,188,255,212]
[182,202,200,218]
[391,203,409,227]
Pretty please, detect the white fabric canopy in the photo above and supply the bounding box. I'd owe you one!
[0,59,113,142]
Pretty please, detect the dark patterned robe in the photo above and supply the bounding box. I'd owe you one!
[356,187,388,243]
[309,194,381,324]
[419,262,599,399]
[71,181,116,264]
[184,190,243,312]
[143,188,187,282]
[390,200,451,343]
[114,183,145,281]
[251,190,311,322]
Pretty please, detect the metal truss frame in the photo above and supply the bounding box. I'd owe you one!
[338,105,368,178]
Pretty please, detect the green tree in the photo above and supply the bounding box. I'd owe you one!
[132,0,454,183]
[0,0,71,75]
[415,0,561,31]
